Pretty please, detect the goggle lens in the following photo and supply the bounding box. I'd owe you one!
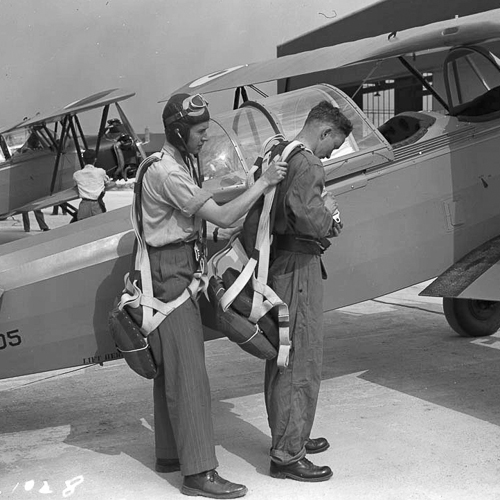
[182,94,209,116]
[164,94,209,126]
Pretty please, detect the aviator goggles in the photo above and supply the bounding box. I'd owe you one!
[164,94,209,125]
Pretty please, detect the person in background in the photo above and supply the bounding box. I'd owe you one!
[52,204,68,215]
[265,100,353,483]
[141,93,287,498]
[113,134,139,180]
[73,149,114,220]
[22,210,49,232]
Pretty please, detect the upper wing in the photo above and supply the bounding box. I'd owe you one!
[0,88,136,135]
[163,10,500,99]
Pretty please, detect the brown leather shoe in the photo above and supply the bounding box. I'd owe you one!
[181,469,247,498]
[305,437,330,454]
[270,457,333,482]
[156,458,181,473]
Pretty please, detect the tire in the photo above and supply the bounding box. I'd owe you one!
[443,297,500,337]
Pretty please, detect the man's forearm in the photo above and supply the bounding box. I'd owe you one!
[216,178,269,227]
[198,177,270,229]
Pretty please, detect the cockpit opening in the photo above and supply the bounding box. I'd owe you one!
[377,112,436,148]
[449,85,500,120]
[444,46,500,121]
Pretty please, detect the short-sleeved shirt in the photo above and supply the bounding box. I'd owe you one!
[73,165,110,200]
[141,141,213,247]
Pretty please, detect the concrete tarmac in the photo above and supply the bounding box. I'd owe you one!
[2,193,500,499]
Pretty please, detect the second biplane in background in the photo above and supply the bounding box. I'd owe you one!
[0,88,147,219]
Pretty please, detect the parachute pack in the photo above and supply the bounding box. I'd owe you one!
[109,153,207,379]
[206,134,304,371]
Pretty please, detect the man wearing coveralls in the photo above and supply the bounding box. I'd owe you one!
[266,101,353,482]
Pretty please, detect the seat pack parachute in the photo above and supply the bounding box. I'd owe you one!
[207,135,304,370]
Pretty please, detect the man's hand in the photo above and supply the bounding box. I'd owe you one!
[322,191,338,215]
[260,161,288,187]
[329,220,342,237]
[323,191,343,237]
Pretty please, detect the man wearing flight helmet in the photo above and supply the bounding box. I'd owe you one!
[140,93,287,498]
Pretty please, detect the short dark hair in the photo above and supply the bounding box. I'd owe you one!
[82,149,96,163]
[305,101,353,137]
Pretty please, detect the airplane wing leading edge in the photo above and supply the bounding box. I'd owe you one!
[0,88,136,134]
[163,10,500,99]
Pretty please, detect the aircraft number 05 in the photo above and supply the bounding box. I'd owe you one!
[0,329,22,350]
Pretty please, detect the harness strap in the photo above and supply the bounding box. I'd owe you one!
[120,272,203,333]
[209,135,303,371]
[249,140,303,323]
[118,153,207,336]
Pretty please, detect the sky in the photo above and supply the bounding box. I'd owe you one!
[0,0,376,133]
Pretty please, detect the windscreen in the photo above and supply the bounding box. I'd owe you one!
[446,47,500,109]
[199,84,386,200]
[259,84,383,159]
[0,130,30,162]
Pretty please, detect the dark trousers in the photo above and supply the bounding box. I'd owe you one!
[148,243,218,476]
[265,252,324,465]
[22,210,49,232]
[77,199,105,220]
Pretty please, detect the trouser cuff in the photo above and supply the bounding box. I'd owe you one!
[270,446,306,466]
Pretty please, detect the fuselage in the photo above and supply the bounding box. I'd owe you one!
[1,83,500,379]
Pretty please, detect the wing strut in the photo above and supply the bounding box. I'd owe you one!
[232,86,250,110]
[95,104,110,158]
[50,114,86,194]
[115,102,147,160]
[398,56,450,112]
[233,87,241,110]
[74,115,89,152]
[68,116,84,168]
[50,115,70,194]
[248,84,268,98]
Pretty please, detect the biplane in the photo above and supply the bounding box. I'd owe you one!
[2,10,500,380]
[0,88,147,220]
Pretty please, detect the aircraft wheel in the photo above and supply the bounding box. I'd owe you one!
[443,297,500,337]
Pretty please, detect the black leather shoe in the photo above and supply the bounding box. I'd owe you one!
[155,458,180,473]
[181,469,247,498]
[305,437,330,454]
[270,458,333,482]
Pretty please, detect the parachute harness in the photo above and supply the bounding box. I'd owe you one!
[208,135,304,371]
[118,153,207,336]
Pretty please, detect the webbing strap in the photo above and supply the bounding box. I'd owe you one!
[120,272,202,333]
[118,153,206,336]
[209,135,303,370]
[217,135,285,313]
[249,140,303,323]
